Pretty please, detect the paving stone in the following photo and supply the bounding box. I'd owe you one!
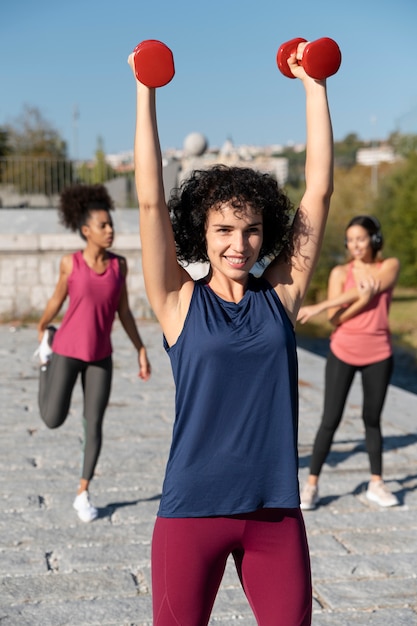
[0,322,416,625]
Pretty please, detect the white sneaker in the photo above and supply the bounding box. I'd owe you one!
[300,482,319,510]
[366,480,399,507]
[34,326,56,365]
[73,491,98,522]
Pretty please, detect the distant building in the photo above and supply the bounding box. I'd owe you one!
[106,151,134,172]
[356,145,398,166]
[106,135,293,196]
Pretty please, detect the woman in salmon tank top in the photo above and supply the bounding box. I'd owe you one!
[298,215,400,510]
[35,184,151,522]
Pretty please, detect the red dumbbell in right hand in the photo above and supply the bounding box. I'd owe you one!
[277,37,341,80]
[132,39,175,88]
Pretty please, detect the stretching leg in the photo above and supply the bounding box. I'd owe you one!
[309,350,356,476]
[38,354,81,428]
[80,356,112,481]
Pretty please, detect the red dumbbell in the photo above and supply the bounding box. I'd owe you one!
[277,37,341,80]
[132,39,175,88]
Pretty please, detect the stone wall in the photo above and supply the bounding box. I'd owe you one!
[0,232,153,321]
[0,208,207,322]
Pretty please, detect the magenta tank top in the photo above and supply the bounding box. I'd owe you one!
[53,251,124,362]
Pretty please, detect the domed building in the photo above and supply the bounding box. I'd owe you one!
[183,132,208,157]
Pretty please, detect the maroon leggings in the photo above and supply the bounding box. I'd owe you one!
[152,508,312,625]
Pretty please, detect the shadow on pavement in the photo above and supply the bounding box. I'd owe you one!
[299,433,417,470]
[297,334,417,395]
[96,493,162,519]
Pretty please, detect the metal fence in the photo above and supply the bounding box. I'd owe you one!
[0,157,127,207]
[0,157,75,195]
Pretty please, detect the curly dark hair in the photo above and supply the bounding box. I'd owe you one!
[169,165,295,265]
[58,184,114,239]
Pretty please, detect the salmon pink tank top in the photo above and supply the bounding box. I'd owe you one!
[53,251,124,362]
[330,262,393,366]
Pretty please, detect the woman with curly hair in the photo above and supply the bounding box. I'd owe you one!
[128,39,334,625]
[36,184,151,522]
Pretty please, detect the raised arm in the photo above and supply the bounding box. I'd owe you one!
[128,55,192,342]
[266,44,334,324]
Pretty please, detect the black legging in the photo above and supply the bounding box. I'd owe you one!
[38,353,113,480]
[309,349,393,477]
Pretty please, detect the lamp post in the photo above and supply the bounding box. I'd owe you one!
[72,104,79,182]
[371,115,378,197]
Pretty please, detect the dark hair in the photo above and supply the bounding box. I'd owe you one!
[169,165,295,265]
[345,215,383,256]
[58,184,114,240]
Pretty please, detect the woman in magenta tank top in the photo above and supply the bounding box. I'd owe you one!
[128,37,335,625]
[298,215,400,510]
[35,184,151,522]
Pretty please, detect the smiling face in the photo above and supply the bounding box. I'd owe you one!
[205,203,263,281]
[81,209,114,248]
[345,224,374,262]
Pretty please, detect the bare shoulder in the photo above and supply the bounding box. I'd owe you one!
[379,256,400,271]
[60,253,74,275]
[329,263,349,282]
[112,253,128,277]
[376,257,401,288]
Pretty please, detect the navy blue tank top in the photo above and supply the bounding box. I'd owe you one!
[159,275,300,517]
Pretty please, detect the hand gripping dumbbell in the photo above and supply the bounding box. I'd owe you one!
[277,37,341,80]
[132,39,175,88]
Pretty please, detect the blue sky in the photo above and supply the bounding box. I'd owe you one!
[1,0,416,160]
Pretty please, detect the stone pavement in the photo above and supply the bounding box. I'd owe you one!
[0,321,416,626]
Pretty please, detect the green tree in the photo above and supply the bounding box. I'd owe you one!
[388,132,417,158]
[375,152,417,286]
[91,136,114,184]
[7,105,67,158]
[334,133,363,169]
[77,136,115,185]
[4,105,73,195]
[0,127,10,158]
[301,164,381,300]
[0,128,11,187]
